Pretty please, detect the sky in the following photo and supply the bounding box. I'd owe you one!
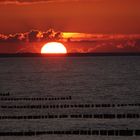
[0,0,140,53]
[0,0,140,34]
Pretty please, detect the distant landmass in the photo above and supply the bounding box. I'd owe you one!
[0,53,140,57]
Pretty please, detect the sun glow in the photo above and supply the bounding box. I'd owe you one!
[41,42,67,54]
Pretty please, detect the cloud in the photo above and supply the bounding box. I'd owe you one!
[0,29,63,43]
[0,0,53,4]
[0,0,83,4]
[0,29,140,53]
[65,34,140,53]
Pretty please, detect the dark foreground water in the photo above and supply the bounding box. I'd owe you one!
[0,56,140,140]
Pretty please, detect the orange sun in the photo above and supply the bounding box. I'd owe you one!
[41,42,67,54]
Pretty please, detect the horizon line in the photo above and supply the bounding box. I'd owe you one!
[0,52,140,57]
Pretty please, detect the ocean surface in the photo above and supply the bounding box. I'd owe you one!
[0,56,140,140]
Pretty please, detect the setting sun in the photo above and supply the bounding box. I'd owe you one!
[41,42,67,54]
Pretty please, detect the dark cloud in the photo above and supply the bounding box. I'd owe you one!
[0,29,63,43]
[0,0,81,4]
[0,0,54,4]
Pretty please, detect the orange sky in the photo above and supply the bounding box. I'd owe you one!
[0,0,140,34]
[0,0,140,53]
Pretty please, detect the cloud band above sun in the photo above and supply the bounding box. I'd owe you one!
[0,29,63,43]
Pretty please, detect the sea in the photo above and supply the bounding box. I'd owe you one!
[0,56,140,140]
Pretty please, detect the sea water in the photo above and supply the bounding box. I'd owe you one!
[0,56,140,140]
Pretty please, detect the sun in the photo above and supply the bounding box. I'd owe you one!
[41,42,67,54]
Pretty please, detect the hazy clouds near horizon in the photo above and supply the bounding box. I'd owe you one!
[0,29,140,53]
